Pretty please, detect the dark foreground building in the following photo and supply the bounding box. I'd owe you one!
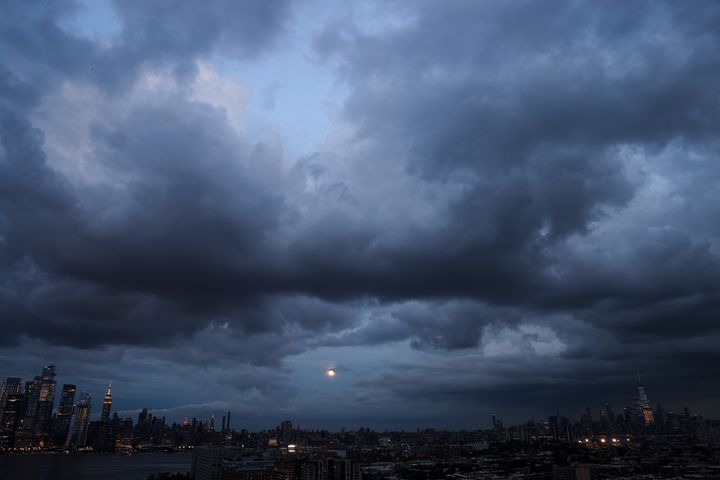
[191,446,362,480]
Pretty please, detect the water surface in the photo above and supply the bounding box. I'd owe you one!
[0,452,191,480]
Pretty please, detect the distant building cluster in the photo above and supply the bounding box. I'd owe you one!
[0,363,241,453]
[488,375,714,445]
[0,364,113,451]
[2,365,720,479]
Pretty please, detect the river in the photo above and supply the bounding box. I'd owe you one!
[0,452,192,480]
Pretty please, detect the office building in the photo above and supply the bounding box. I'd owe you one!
[0,393,25,448]
[281,420,293,445]
[326,459,362,480]
[221,460,276,480]
[55,384,76,445]
[0,377,22,424]
[191,446,244,480]
[101,382,112,423]
[636,373,654,425]
[35,364,57,436]
[66,392,92,448]
[22,377,41,432]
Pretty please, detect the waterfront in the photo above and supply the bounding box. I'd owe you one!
[0,452,191,480]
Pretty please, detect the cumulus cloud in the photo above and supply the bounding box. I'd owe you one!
[1,0,720,425]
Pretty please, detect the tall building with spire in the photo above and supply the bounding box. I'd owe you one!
[101,382,112,423]
[636,372,654,425]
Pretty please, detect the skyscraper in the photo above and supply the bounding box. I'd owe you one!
[101,382,112,423]
[20,364,57,436]
[22,377,41,432]
[66,392,92,449]
[54,384,76,445]
[600,402,615,432]
[0,377,22,424]
[58,384,76,417]
[636,372,654,425]
[281,420,293,444]
[0,393,25,448]
[138,408,148,428]
[35,364,57,435]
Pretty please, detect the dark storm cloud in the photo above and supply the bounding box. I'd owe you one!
[346,309,720,421]
[304,0,720,416]
[1,0,720,421]
[311,301,510,351]
[0,109,78,267]
[66,101,284,298]
[0,0,298,347]
[310,0,720,313]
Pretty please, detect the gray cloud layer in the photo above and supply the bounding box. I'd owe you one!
[1,0,720,425]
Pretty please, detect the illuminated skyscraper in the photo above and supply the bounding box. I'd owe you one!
[636,372,654,425]
[0,393,25,448]
[58,384,76,417]
[66,392,92,448]
[101,382,112,423]
[20,364,57,436]
[35,364,57,435]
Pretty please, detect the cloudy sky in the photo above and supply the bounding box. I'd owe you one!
[1,0,720,430]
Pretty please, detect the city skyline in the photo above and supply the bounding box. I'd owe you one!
[1,0,720,431]
[2,361,719,480]
[0,362,708,434]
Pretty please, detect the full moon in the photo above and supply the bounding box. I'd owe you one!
[326,368,336,377]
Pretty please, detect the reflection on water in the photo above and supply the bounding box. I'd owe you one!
[0,452,191,480]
